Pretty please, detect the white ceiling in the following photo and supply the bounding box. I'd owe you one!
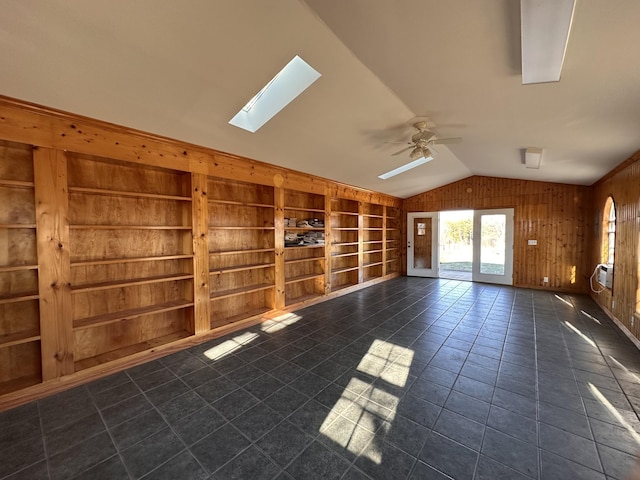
[1,0,639,198]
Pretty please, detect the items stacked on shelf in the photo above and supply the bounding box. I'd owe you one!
[284,217,325,247]
[0,141,41,395]
[385,206,402,274]
[67,155,195,371]
[330,198,360,291]
[362,202,385,281]
[208,177,276,327]
[283,190,327,305]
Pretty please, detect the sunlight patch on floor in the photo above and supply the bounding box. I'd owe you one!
[261,313,303,333]
[203,331,259,361]
[320,340,414,463]
[588,382,640,445]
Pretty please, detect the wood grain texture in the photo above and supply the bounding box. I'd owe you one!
[591,149,640,339]
[0,95,402,409]
[405,175,592,292]
[191,173,210,335]
[34,148,74,379]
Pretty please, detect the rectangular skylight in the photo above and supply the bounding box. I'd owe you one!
[229,55,321,133]
[378,156,433,180]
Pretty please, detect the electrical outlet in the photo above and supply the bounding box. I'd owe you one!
[632,316,635,328]
[543,277,549,283]
[612,300,616,309]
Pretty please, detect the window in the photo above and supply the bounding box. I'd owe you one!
[602,196,616,266]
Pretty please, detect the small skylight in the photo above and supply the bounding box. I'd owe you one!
[229,55,321,133]
[378,156,434,180]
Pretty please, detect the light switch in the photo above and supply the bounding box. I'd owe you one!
[528,239,537,246]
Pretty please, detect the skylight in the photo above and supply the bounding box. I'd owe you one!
[229,55,321,133]
[378,155,434,180]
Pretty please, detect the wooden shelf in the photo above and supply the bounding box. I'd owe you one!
[387,247,399,252]
[68,186,192,202]
[210,263,275,275]
[364,261,384,268]
[332,211,358,216]
[0,330,41,348]
[364,249,384,254]
[0,179,34,189]
[332,241,359,247]
[73,300,194,330]
[208,199,274,209]
[332,266,359,274]
[285,257,325,265]
[333,227,359,231]
[70,225,192,230]
[210,248,275,256]
[386,258,400,263]
[284,227,325,231]
[285,273,324,284]
[71,273,193,293]
[74,331,192,372]
[363,240,383,244]
[363,214,384,219]
[331,252,358,258]
[284,206,325,213]
[0,264,38,273]
[363,228,384,231]
[210,283,274,300]
[0,224,36,229]
[330,284,356,293]
[285,244,325,250]
[210,226,275,230]
[0,374,42,397]
[211,307,271,329]
[71,254,193,267]
[0,291,39,305]
[286,293,322,305]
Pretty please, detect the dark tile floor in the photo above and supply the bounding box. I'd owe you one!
[2,277,640,479]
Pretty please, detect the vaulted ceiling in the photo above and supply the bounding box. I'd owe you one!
[1,1,639,198]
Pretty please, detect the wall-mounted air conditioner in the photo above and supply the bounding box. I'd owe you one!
[597,265,614,289]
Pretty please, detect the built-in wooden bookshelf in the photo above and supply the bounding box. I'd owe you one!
[362,202,384,282]
[67,154,195,371]
[385,206,401,275]
[0,140,41,395]
[0,96,402,411]
[208,177,276,328]
[330,198,360,291]
[283,189,326,305]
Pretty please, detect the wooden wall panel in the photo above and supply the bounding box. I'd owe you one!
[33,148,74,379]
[591,150,640,340]
[0,95,399,410]
[405,176,592,292]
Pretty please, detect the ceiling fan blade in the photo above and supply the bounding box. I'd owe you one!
[431,137,462,145]
[391,145,414,156]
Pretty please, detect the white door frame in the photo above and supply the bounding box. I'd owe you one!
[471,208,514,285]
[407,212,439,277]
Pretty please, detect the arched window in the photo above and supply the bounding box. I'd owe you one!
[602,196,616,266]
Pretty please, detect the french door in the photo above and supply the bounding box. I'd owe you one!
[407,212,439,277]
[471,209,514,285]
[407,209,514,285]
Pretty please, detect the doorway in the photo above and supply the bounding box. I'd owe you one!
[407,209,514,285]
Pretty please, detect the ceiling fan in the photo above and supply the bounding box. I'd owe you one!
[391,121,462,160]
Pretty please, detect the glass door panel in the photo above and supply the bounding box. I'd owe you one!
[472,209,514,285]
